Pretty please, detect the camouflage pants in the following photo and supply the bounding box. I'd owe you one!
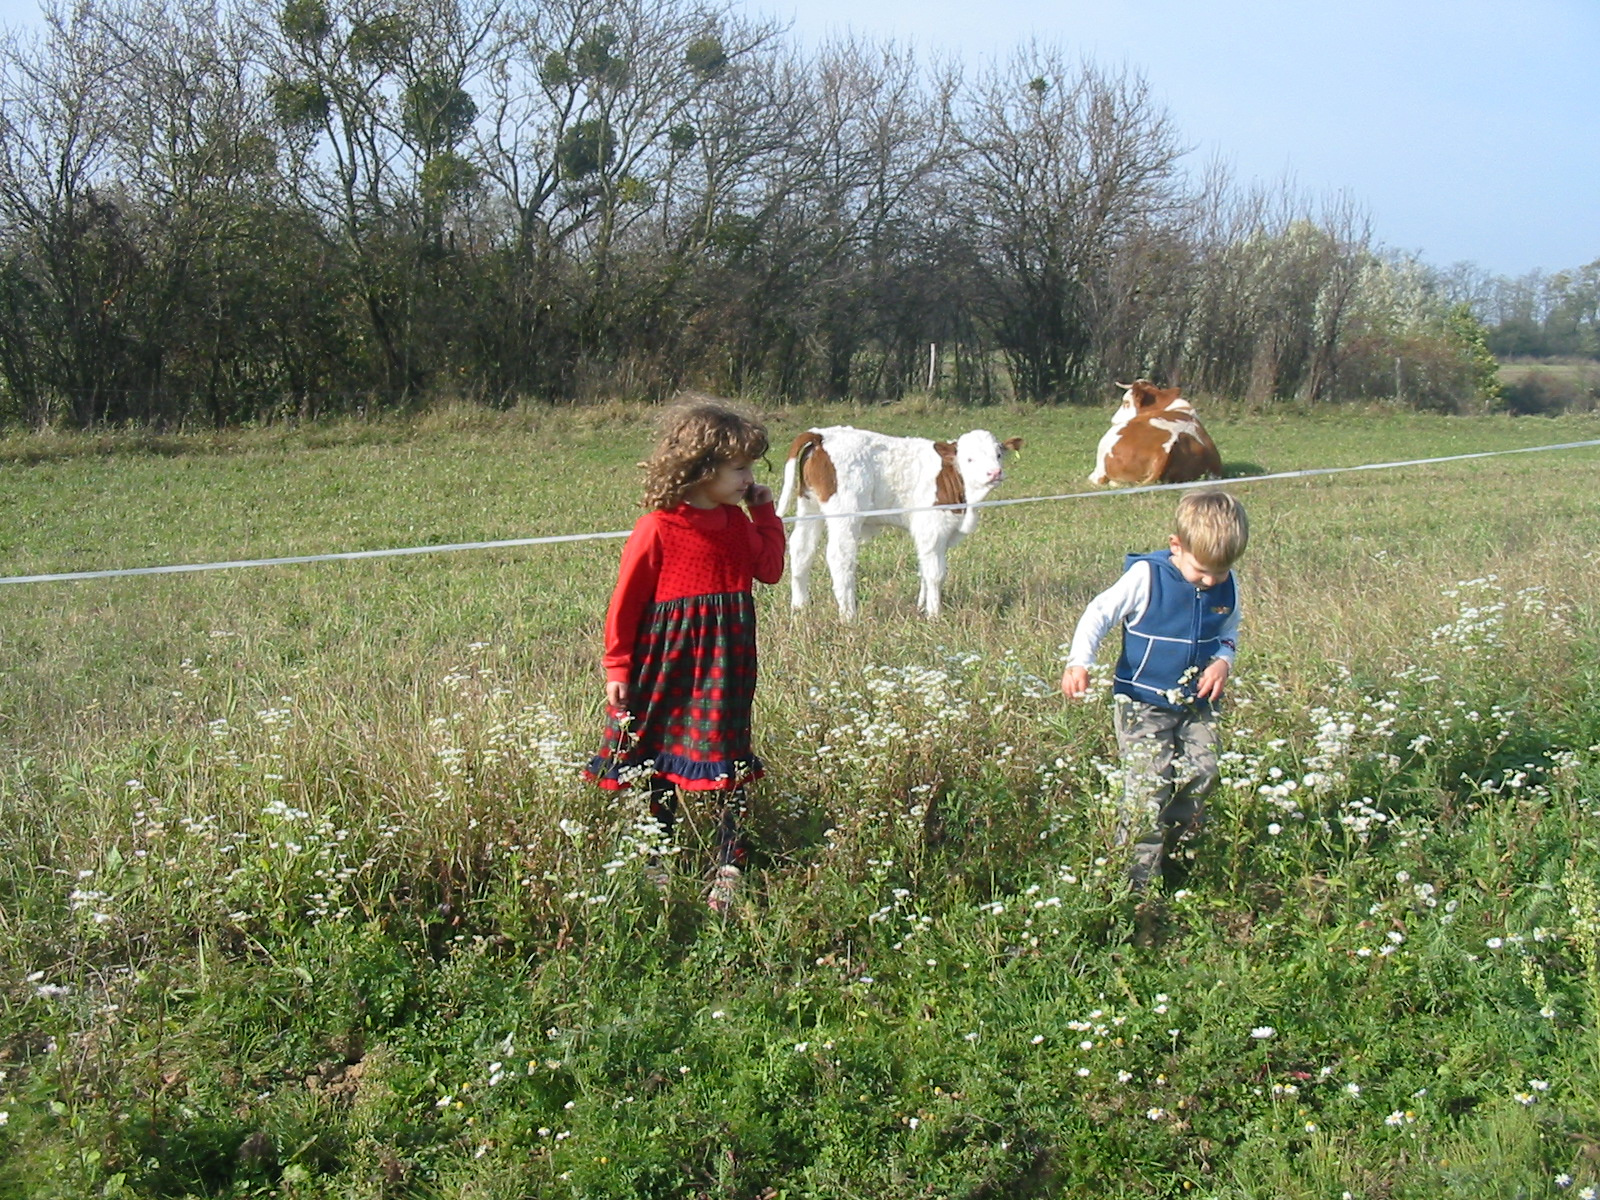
[1113,696,1220,889]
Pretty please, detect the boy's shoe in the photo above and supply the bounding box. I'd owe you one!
[706,864,741,914]
[1127,843,1162,894]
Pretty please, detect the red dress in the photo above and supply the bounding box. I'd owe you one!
[584,500,786,791]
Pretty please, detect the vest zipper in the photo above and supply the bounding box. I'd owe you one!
[1190,585,1203,671]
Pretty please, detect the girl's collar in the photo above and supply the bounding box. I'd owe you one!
[670,500,729,518]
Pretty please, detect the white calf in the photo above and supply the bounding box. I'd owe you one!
[775,425,1022,619]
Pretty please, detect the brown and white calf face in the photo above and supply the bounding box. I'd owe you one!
[942,429,1014,511]
[777,426,1022,619]
[1089,380,1222,486]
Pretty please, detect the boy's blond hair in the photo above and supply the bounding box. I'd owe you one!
[640,393,770,510]
[1174,490,1249,567]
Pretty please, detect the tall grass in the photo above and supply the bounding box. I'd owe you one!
[1,403,1599,1198]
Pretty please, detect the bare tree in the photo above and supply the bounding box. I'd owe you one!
[467,0,780,394]
[0,3,138,423]
[256,0,503,395]
[953,46,1183,401]
[77,0,297,425]
[798,39,958,398]
[1300,194,1371,401]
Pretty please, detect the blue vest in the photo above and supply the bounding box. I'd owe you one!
[1113,550,1237,711]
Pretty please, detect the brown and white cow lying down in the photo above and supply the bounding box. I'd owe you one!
[1089,380,1222,486]
[776,426,1022,619]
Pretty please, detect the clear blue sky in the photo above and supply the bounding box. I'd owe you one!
[1,0,1593,277]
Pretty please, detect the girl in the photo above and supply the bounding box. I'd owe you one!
[584,397,786,911]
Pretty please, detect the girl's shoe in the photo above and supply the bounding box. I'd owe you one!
[706,864,741,914]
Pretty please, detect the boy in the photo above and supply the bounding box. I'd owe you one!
[1060,490,1248,891]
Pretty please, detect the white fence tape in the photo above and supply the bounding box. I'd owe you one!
[4,437,1598,587]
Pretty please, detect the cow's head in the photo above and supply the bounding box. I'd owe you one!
[952,429,1022,492]
[1112,379,1188,424]
[934,431,1024,528]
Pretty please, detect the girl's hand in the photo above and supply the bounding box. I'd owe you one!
[1060,665,1091,698]
[746,482,773,506]
[605,680,628,709]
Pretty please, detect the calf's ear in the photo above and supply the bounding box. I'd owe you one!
[933,441,956,462]
[1002,437,1023,452]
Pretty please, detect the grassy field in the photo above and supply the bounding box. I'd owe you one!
[1497,359,1598,386]
[1496,360,1600,415]
[2,400,1600,1199]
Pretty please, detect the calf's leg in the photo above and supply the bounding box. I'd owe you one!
[788,502,822,610]
[824,517,863,620]
[914,529,949,618]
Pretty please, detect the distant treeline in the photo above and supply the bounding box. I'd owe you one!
[0,0,1519,427]
[1436,261,1600,362]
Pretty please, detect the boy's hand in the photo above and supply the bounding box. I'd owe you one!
[1060,665,1091,698]
[746,482,773,506]
[605,680,628,709]
[1194,658,1230,701]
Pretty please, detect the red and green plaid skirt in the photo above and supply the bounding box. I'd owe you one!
[585,591,764,792]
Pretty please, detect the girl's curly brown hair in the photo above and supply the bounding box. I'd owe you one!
[640,394,770,510]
